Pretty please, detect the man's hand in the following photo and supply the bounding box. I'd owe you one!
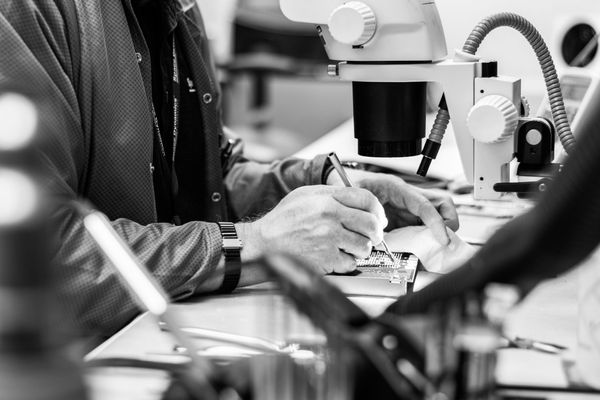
[327,168,458,246]
[237,185,387,274]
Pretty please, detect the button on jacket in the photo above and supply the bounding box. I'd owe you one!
[0,0,330,336]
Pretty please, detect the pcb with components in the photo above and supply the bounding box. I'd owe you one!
[356,251,418,283]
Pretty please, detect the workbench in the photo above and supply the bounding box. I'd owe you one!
[85,117,600,399]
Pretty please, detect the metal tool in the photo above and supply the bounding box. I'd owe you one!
[158,322,323,357]
[327,152,397,264]
[501,336,567,355]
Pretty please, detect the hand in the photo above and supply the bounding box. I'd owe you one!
[237,185,387,274]
[327,169,458,246]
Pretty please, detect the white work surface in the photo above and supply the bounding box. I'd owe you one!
[85,118,597,399]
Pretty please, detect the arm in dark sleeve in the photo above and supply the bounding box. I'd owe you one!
[51,192,225,337]
[1,1,228,338]
[222,134,332,220]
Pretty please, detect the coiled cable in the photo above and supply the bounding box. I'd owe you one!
[428,105,450,144]
[463,12,575,154]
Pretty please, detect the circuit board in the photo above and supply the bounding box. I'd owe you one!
[356,251,418,283]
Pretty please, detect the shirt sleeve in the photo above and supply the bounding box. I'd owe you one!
[221,135,333,220]
[51,197,224,337]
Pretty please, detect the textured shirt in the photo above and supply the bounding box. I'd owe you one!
[0,0,330,337]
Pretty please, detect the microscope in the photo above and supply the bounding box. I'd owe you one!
[279,0,575,200]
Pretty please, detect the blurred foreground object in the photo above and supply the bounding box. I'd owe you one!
[576,249,600,389]
[256,253,429,400]
[0,92,88,399]
[256,253,521,399]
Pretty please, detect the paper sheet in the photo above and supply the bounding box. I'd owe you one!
[383,226,476,274]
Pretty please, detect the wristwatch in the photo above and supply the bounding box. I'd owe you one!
[217,222,243,293]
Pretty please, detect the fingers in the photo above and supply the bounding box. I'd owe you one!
[438,200,459,231]
[336,229,373,260]
[337,206,384,245]
[418,189,459,232]
[332,187,387,229]
[417,201,451,246]
[331,251,358,274]
[400,191,451,246]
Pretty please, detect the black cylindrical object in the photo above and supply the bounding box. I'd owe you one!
[417,139,442,177]
[353,82,427,157]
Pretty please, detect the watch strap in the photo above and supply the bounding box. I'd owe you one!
[217,222,242,293]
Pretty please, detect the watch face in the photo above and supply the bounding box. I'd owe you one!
[222,238,243,249]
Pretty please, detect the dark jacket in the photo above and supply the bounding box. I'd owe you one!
[0,0,329,336]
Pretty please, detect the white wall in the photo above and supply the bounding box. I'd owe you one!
[195,0,238,63]
[436,0,600,94]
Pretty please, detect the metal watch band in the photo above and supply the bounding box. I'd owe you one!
[217,222,242,293]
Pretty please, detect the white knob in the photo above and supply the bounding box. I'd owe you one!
[328,1,377,46]
[467,95,519,144]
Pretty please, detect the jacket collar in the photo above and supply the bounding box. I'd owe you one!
[130,0,184,32]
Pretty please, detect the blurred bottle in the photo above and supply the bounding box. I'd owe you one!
[576,246,600,389]
[0,92,88,400]
[248,255,352,400]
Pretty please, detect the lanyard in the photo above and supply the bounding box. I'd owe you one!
[151,35,180,197]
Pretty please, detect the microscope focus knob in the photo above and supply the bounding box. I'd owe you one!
[328,1,377,46]
[467,95,519,144]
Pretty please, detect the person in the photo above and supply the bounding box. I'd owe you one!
[0,0,458,337]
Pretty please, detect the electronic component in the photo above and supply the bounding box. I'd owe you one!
[325,251,419,297]
[356,251,418,283]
